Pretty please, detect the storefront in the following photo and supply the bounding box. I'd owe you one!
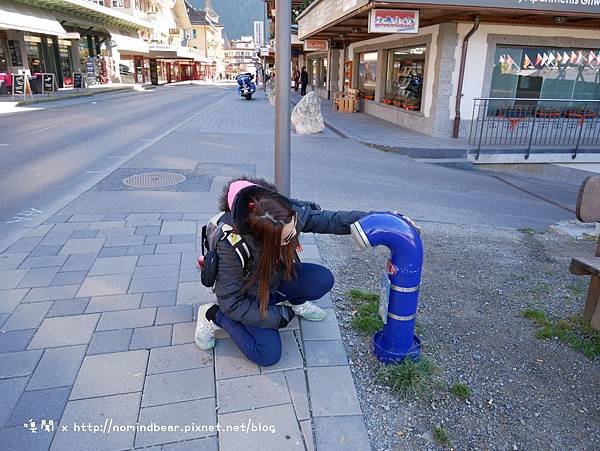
[298,0,600,148]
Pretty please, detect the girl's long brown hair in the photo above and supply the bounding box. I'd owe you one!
[242,192,299,319]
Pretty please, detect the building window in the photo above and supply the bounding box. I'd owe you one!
[58,39,73,78]
[0,39,8,72]
[490,45,600,105]
[24,35,44,74]
[192,29,197,39]
[357,51,377,99]
[383,45,425,110]
[112,0,124,6]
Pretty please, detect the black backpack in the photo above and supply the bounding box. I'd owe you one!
[199,213,252,288]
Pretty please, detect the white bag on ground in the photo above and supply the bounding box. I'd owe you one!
[291,92,324,135]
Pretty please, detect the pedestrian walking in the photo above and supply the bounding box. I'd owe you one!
[293,67,300,91]
[300,66,309,96]
[194,177,369,366]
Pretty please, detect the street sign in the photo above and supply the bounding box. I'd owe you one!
[73,72,84,89]
[253,21,264,47]
[303,39,329,52]
[42,73,55,93]
[368,9,419,34]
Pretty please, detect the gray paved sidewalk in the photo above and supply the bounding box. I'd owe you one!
[0,92,369,450]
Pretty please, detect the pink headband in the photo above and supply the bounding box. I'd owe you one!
[227,180,257,210]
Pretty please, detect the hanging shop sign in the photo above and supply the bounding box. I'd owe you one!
[303,39,329,52]
[368,9,419,34]
[61,33,81,40]
[260,47,270,57]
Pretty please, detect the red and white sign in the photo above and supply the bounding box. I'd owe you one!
[368,9,419,34]
[303,39,329,52]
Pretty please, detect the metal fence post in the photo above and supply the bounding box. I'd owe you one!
[275,0,291,196]
[573,101,587,160]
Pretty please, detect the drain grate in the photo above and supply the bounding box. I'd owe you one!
[122,172,187,188]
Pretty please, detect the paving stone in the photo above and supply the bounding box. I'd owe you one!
[127,213,161,222]
[133,264,179,280]
[0,349,43,378]
[316,292,334,308]
[27,345,87,390]
[95,227,135,237]
[142,291,177,308]
[135,226,161,236]
[304,340,348,367]
[44,214,72,223]
[299,245,321,260]
[182,213,209,221]
[19,255,67,269]
[135,398,216,448]
[307,366,362,417]
[145,235,171,245]
[47,298,90,317]
[156,243,196,254]
[88,256,138,277]
[130,325,172,350]
[98,246,129,257]
[51,222,90,233]
[147,343,213,375]
[313,415,371,450]
[85,293,142,313]
[17,267,60,288]
[160,221,197,236]
[70,350,148,399]
[179,268,200,283]
[160,213,184,221]
[90,220,125,229]
[172,321,196,345]
[68,214,105,222]
[6,237,42,253]
[52,393,141,450]
[2,302,52,331]
[128,276,178,294]
[0,313,8,328]
[96,308,156,331]
[22,285,79,303]
[102,213,128,221]
[104,235,145,247]
[38,230,73,246]
[214,338,260,380]
[171,234,196,244]
[281,315,300,331]
[28,314,100,349]
[177,282,214,305]
[126,244,156,255]
[0,253,28,270]
[69,229,98,239]
[156,305,193,325]
[300,419,315,451]
[137,253,181,267]
[219,403,303,451]
[87,329,133,355]
[6,386,70,427]
[77,274,132,297]
[59,238,105,255]
[261,331,303,373]
[180,252,199,270]
[61,253,96,272]
[284,369,311,421]
[0,328,36,352]
[28,245,63,257]
[141,367,214,407]
[300,309,342,341]
[299,233,316,245]
[50,271,88,286]
[163,437,218,451]
[217,372,290,414]
[127,219,162,227]
[0,269,28,289]
[0,289,29,314]
[25,224,54,238]
[0,377,28,427]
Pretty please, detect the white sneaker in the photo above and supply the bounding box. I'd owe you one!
[195,303,219,350]
[291,301,326,321]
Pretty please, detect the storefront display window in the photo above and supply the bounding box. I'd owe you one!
[383,46,425,110]
[357,52,377,99]
[58,40,73,81]
[320,58,327,88]
[0,39,8,73]
[490,45,600,109]
[24,35,44,74]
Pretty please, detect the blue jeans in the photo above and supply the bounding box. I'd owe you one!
[214,263,334,366]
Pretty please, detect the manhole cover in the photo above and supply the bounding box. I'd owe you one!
[122,172,186,188]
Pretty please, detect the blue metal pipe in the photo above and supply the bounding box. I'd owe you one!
[350,213,423,363]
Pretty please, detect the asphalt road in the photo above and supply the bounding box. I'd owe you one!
[0,85,231,241]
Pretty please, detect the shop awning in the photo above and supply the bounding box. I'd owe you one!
[110,32,149,55]
[0,1,66,36]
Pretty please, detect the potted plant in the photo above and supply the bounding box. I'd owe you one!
[393,98,403,107]
[383,97,393,105]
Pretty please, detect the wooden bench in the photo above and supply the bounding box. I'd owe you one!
[333,89,358,113]
[569,176,600,331]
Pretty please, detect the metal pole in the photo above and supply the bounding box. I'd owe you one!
[275,0,291,196]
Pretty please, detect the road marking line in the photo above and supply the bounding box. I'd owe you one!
[0,144,9,147]
[9,124,59,140]
[86,170,105,174]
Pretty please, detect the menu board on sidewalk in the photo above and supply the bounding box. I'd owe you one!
[73,72,84,89]
[12,74,25,95]
[42,73,55,92]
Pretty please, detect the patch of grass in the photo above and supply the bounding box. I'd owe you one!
[377,357,438,399]
[522,309,600,358]
[568,281,587,298]
[432,425,452,449]
[510,273,529,282]
[347,289,384,335]
[449,382,471,400]
[532,282,551,294]
[518,227,536,235]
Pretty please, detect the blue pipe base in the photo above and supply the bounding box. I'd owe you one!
[373,330,421,364]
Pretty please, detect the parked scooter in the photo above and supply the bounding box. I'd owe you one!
[236,73,256,100]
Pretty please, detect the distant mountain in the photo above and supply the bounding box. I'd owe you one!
[188,0,266,42]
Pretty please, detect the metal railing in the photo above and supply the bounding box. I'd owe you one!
[469,98,600,159]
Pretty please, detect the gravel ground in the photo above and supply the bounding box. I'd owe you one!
[316,222,599,451]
